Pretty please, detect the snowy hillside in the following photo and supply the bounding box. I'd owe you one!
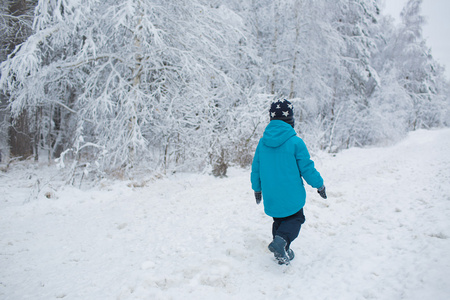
[1,128,450,300]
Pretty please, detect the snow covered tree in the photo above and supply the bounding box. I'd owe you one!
[316,0,384,152]
[1,0,448,178]
[371,0,447,139]
[0,0,37,161]
[1,0,253,177]
[396,0,447,130]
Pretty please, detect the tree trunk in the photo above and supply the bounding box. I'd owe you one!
[5,0,36,160]
[289,1,301,99]
[8,111,33,159]
[270,0,280,95]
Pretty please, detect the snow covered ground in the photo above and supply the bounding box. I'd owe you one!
[1,128,450,300]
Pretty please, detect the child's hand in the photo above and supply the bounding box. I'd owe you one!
[254,191,262,204]
[317,185,327,199]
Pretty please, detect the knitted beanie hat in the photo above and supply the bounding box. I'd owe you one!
[269,99,294,127]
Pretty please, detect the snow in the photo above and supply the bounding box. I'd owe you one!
[1,128,450,300]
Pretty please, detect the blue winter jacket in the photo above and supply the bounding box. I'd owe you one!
[251,120,324,218]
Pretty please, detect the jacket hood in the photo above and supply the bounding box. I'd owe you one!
[262,120,296,148]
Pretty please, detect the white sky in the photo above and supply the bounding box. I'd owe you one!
[382,0,450,80]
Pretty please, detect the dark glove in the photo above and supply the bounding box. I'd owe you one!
[317,185,327,199]
[254,191,262,204]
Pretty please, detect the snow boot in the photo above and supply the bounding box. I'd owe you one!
[275,248,294,264]
[268,236,290,265]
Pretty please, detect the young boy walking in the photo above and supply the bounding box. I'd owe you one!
[251,99,327,265]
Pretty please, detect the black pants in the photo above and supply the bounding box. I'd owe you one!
[272,208,306,249]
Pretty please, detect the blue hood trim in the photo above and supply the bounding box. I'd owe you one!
[262,120,296,148]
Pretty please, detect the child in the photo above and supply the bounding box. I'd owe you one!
[251,99,327,265]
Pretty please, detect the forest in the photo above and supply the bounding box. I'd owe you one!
[1,0,449,180]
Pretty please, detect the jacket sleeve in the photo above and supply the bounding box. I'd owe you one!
[250,143,262,192]
[295,138,324,189]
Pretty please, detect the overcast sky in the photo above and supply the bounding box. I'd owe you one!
[382,0,450,80]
